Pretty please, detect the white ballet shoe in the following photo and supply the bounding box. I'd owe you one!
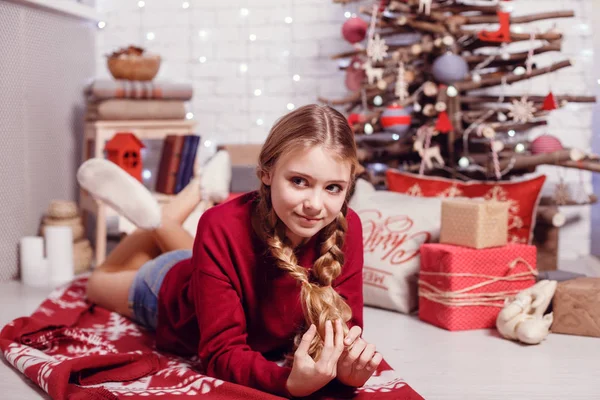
[198,150,232,203]
[77,158,161,230]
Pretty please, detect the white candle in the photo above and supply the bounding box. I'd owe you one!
[19,236,49,287]
[44,226,74,286]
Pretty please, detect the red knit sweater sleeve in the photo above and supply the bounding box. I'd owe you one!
[189,209,292,398]
[334,209,365,330]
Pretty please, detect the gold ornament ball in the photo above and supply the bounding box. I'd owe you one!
[482,126,496,139]
[423,104,437,116]
[423,81,438,97]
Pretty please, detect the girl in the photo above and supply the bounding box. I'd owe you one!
[77,104,382,398]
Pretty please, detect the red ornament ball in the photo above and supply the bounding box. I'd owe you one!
[342,17,368,44]
[531,134,563,154]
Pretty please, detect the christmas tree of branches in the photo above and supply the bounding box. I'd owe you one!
[321,0,597,203]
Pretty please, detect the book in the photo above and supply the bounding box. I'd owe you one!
[155,135,185,194]
[175,134,201,193]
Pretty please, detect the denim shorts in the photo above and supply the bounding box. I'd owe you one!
[127,249,192,330]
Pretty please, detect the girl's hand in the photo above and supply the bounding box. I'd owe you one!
[286,320,345,397]
[336,326,383,388]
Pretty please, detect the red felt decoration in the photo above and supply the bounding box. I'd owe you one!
[478,7,511,43]
[345,56,366,91]
[542,91,558,111]
[435,111,453,133]
[347,113,365,126]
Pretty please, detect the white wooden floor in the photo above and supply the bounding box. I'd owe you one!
[1,257,599,399]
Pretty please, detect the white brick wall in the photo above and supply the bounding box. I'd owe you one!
[95,0,595,259]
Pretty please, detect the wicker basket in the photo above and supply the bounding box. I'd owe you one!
[107,54,161,81]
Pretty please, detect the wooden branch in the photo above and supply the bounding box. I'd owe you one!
[357,140,414,162]
[435,4,498,14]
[464,31,564,50]
[330,49,365,60]
[464,43,562,66]
[355,132,407,145]
[536,206,566,227]
[500,148,584,171]
[469,149,584,176]
[464,11,574,25]
[539,194,598,206]
[390,0,498,15]
[318,93,360,106]
[559,160,600,173]
[492,121,548,132]
[455,59,571,91]
[461,95,596,104]
[405,19,449,35]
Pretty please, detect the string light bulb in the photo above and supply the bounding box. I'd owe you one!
[138,1,145,8]
[182,1,190,9]
[239,63,248,73]
[204,140,212,147]
[373,95,383,106]
[146,32,155,40]
[186,112,194,119]
[285,17,293,24]
[364,123,374,135]
[344,11,352,18]
[97,21,106,29]
[198,56,207,63]
[508,129,516,137]
[458,157,470,168]
[249,34,257,41]
[254,89,262,96]
[392,134,400,140]
[256,118,264,126]
[240,8,249,16]
[515,143,526,153]
[293,74,301,82]
[447,86,458,97]
[287,103,295,110]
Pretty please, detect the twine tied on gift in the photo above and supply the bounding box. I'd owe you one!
[418,257,538,308]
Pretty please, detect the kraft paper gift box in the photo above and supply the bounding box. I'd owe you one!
[418,243,537,331]
[551,277,600,338]
[440,198,509,249]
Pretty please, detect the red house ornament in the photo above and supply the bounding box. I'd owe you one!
[104,132,145,182]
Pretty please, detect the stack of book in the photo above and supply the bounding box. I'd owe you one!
[155,134,201,194]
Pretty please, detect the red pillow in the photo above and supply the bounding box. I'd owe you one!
[386,170,546,244]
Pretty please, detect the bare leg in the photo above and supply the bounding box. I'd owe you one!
[161,177,204,225]
[86,179,202,316]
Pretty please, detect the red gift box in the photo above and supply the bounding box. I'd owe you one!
[418,243,537,331]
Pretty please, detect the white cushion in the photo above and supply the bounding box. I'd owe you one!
[350,179,442,314]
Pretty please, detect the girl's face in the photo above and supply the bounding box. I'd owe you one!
[262,146,352,247]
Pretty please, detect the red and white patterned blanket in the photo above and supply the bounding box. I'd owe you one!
[1,278,424,399]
